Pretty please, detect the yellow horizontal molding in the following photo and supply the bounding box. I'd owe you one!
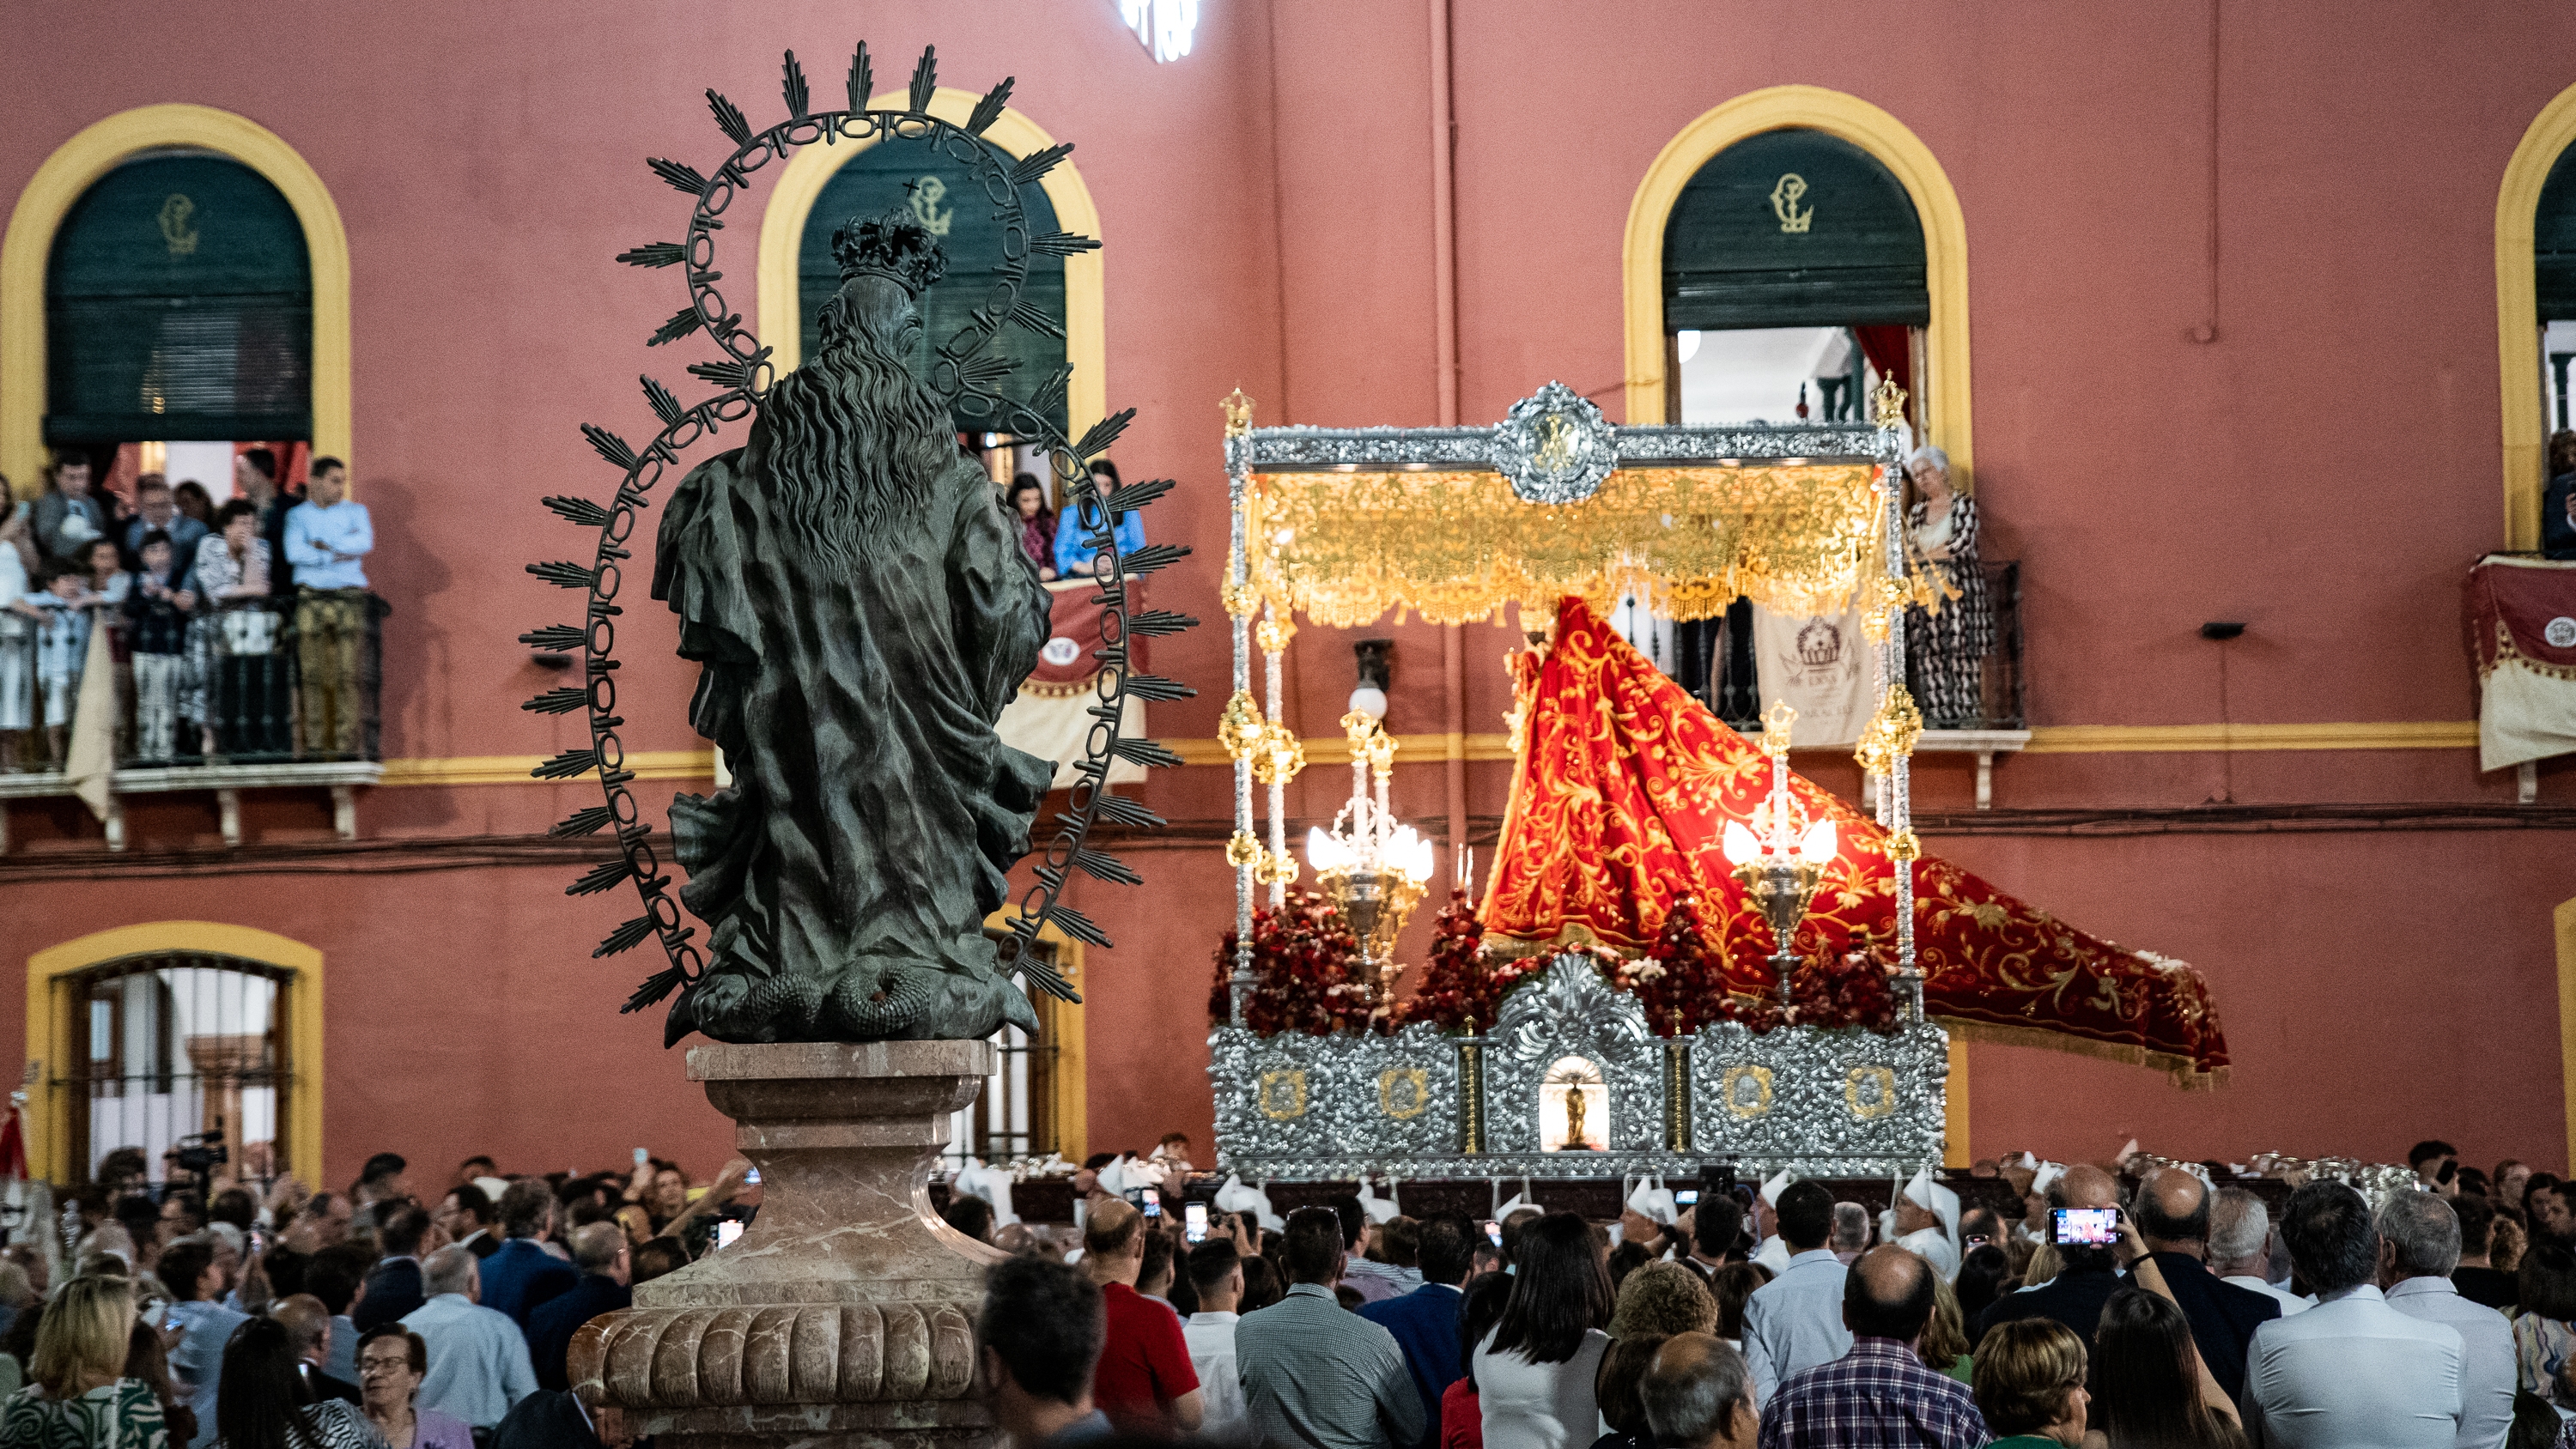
[1168,732,1515,767]
[366,722,2475,789]
[2020,722,2477,755]
[377,750,716,786]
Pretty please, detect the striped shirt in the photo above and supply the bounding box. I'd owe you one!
[1237,1283,1425,1449]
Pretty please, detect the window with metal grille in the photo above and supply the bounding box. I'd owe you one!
[798,133,1068,440]
[945,931,1066,1167]
[46,149,313,445]
[56,952,294,1190]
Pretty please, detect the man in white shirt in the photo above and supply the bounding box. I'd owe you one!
[281,457,373,758]
[1741,1181,1848,1403]
[402,1245,540,1434]
[2244,1181,2465,1449]
[1181,1240,1247,1440]
[2378,1191,2513,1449]
[2213,1188,2310,1316]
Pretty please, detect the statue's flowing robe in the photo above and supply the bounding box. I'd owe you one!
[653,441,1054,1038]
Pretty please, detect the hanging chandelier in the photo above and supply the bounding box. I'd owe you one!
[1306,711,1437,1005]
[1720,700,1838,1005]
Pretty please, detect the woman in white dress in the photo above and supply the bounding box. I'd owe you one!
[1475,1213,1614,1449]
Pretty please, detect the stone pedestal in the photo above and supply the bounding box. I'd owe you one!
[568,1040,1003,1449]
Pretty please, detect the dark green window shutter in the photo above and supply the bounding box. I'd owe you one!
[2537,145,2576,319]
[46,152,312,443]
[799,134,1067,438]
[1663,129,1927,330]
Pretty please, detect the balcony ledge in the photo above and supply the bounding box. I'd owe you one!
[0,761,382,852]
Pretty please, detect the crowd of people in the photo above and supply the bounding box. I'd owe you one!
[0,446,378,772]
[0,1147,756,1448]
[948,1136,2573,1449]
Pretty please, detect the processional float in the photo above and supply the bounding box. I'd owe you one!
[1210,381,2229,1185]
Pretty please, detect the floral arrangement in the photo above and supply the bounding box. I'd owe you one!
[1390,890,1539,1033]
[1206,890,1380,1037]
[1210,888,1901,1038]
[1607,897,1731,1035]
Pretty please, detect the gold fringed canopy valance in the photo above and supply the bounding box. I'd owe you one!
[1248,462,1886,627]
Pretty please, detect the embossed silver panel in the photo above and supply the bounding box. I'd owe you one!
[1230,421,1889,475]
[1211,954,1947,1181]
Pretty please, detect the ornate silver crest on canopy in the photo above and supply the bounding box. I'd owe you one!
[1492,380,1619,503]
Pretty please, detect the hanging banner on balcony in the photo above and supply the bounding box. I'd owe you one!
[1749,603,1874,747]
[2468,555,2576,771]
[997,579,1145,791]
[1481,597,2229,1081]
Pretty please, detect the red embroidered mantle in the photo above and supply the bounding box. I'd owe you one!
[1479,597,2228,1081]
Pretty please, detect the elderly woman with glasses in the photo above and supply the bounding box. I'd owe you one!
[354,1325,471,1449]
[1901,444,1994,729]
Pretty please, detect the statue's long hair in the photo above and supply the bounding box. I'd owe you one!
[754,276,953,562]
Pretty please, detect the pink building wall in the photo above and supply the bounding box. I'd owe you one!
[5,0,2573,1185]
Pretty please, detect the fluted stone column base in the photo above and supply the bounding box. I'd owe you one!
[568,1040,1003,1449]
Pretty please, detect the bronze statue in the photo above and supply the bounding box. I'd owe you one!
[651,207,1054,1045]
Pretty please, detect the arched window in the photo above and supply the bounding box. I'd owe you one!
[60,951,295,1190]
[29,922,321,1190]
[756,90,1104,504]
[3,104,352,502]
[1622,89,1995,732]
[46,150,312,449]
[1662,129,1926,428]
[1660,129,1929,725]
[796,132,1068,440]
[2530,142,2576,555]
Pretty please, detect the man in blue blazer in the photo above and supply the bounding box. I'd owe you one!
[1358,1212,1481,1449]
[351,1203,433,1333]
[477,1180,580,1325]
[2133,1167,2279,1405]
[526,1223,635,1391]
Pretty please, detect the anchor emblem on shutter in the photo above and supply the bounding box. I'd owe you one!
[159,195,199,257]
[1769,173,1812,234]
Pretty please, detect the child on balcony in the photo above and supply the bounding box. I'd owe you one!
[123,530,197,762]
[22,561,101,768]
[0,502,36,772]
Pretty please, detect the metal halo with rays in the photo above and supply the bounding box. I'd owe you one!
[522,42,1194,1026]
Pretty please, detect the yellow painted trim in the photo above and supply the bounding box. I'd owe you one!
[1943,1033,1970,1169]
[25,920,323,1186]
[362,723,2480,788]
[3,104,353,500]
[756,89,1104,450]
[375,750,716,786]
[1622,87,1972,486]
[986,906,1085,1162]
[2496,82,2576,551]
[2020,721,2477,755]
[2559,897,2576,1174]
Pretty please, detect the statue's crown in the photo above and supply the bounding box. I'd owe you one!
[830,203,948,297]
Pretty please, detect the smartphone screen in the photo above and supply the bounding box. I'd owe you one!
[1184,1203,1208,1243]
[1674,1190,1699,1205]
[1143,1196,1163,1218]
[714,1220,744,1250]
[745,1167,761,1185]
[1484,1219,1502,1246]
[2052,1208,2119,1246]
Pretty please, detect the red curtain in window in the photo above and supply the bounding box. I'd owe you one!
[1853,325,1916,430]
